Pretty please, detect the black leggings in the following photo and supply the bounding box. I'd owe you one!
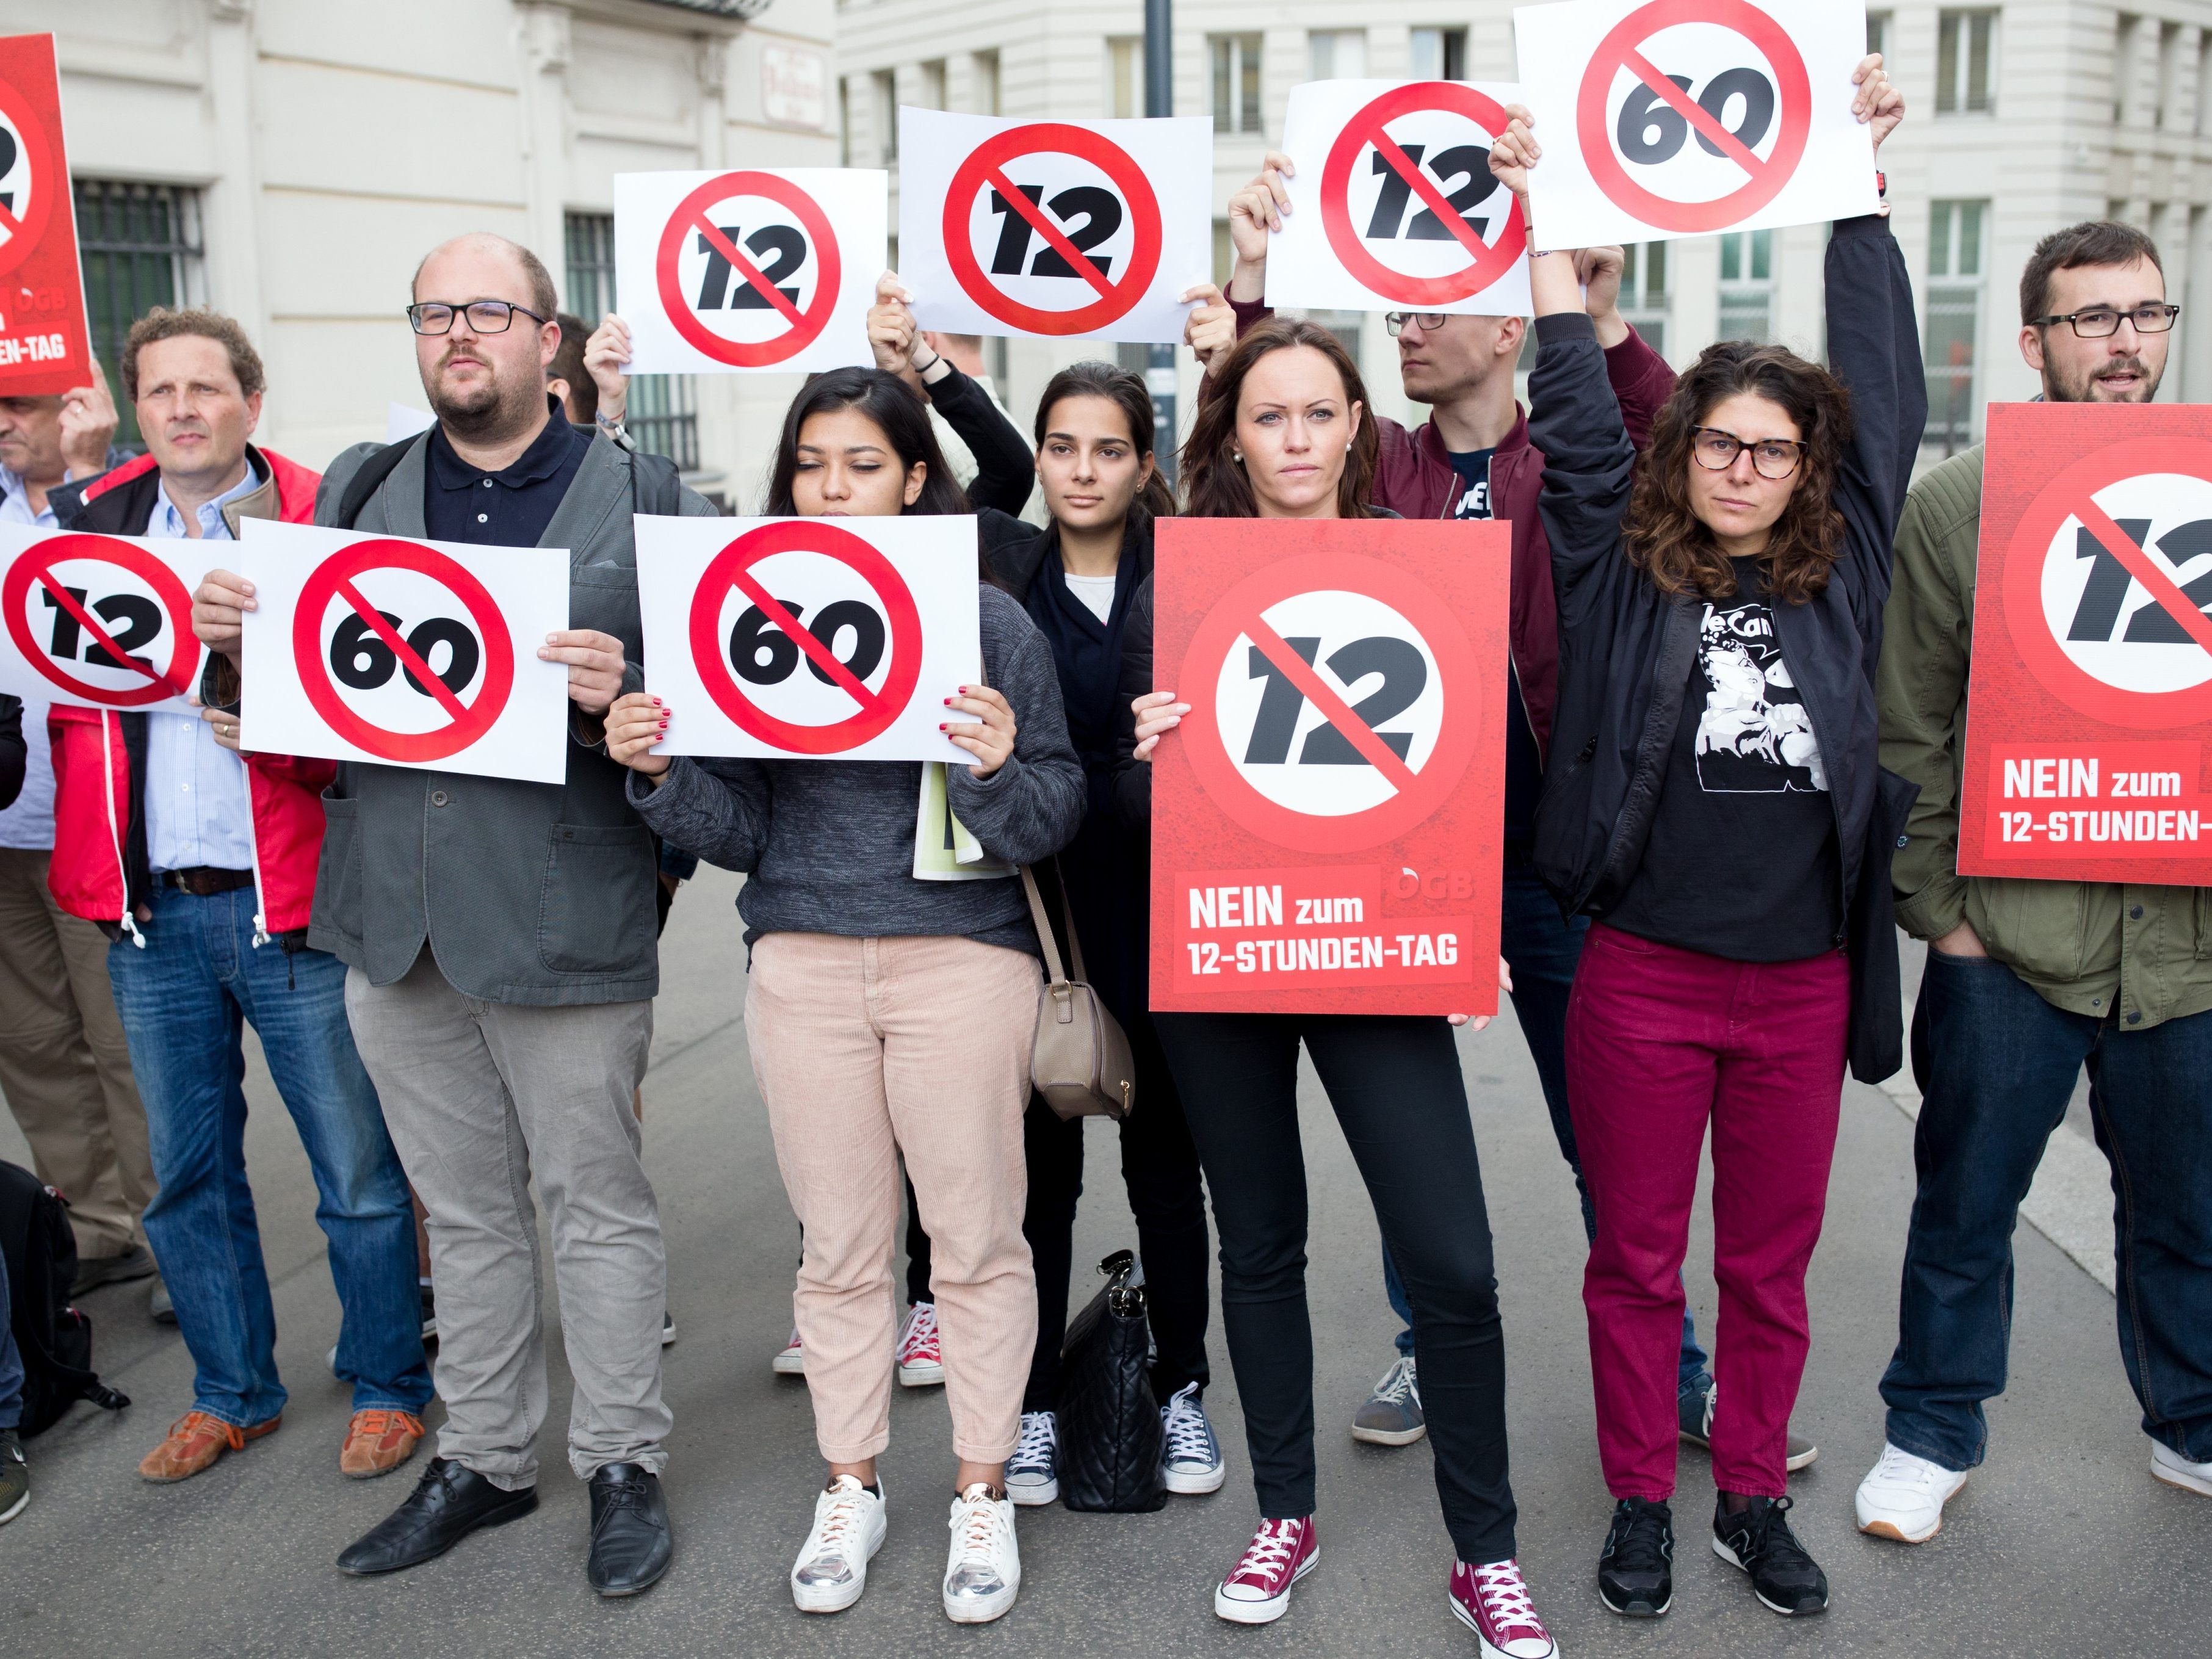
[905,1010,1212,1410]
[1154,1010,1517,1566]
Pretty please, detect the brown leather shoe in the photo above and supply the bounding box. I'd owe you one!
[138,1410,280,1483]
[340,1409,426,1480]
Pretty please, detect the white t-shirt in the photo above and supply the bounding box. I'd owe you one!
[1063,573,1117,624]
[0,692,55,850]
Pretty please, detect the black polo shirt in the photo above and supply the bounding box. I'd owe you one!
[424,396,591,548]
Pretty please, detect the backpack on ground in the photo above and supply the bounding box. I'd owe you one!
[0,1159,130,1437]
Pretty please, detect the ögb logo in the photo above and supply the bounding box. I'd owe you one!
[294,538,515,762]
[941,123,1164,336]
[1180,552,1482,853]
[654,170,844,368]
[1,534,200,707]
[1577,0,1812,234]
[687,520,922,753]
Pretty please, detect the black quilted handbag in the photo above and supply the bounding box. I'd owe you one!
[1055,1251,1166,1513]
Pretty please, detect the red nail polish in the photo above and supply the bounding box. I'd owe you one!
[938,723,949,731]
[942,696,953,706]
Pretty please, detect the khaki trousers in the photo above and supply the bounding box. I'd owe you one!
[746,931,1040,1465]
[0,847,154,1259]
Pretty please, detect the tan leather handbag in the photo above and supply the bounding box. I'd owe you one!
[1021,862,1137,1121]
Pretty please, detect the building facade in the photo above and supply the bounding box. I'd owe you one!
[34,0,837,500]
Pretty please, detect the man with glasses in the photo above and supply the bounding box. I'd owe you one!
[191,233,715,1596]
[1862,219,2212,1543]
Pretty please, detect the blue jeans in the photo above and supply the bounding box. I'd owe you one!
[0,1245,21,1431]
[1880,949,2212,1470]
[107,885,429,1426]
[1384,857,1710,1393]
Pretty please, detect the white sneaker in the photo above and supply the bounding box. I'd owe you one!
[1855,1441,1968,1542]
[2151,1438,2212,1497]
[773,1328,805,1376]
[943,1483,1020,1624]
[790,1473,886,1613]
[1005,1411,1058,1506]
[1160,1382,1227,1495]
[897,1301,946,1388]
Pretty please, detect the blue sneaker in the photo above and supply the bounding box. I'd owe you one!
[1160,1383,1226,1495]
[1005,1410,1057,1507]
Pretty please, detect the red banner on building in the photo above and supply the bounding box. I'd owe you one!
[1959,401,2212,885]
[1148,517,1511,1015]
[0,34,90,397]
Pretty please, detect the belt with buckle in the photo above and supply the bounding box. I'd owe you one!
[160,867,255,897]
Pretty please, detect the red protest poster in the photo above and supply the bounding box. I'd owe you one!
[0,34,90,396]
[1959,401,2212,885]
[1149,518,1510,1016]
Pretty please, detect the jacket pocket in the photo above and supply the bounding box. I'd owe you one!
[315,791,364,945]
[1973,877,2089,983]
[538,822,656,976]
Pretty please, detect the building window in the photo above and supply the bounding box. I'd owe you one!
[1937,10,1997,114]
[974,50,1000,117]
[1211,34,1262,136]
[872,70,897,162]
[1621,240,1670,361]
[919,59,946,112]
[1866,12,1892,59]
[564,212,698,471]
[1309,30,1366,81]
[74,180,205,449]
[2155,20,2182,129]
[839,77,853,165]
[1409,27,1468,82]
[1110,37,1141,118]
[1718,229,1774,344]
[1925,199,1989,459]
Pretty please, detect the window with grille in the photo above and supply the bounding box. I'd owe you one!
[1924,199,1989,458]
[73,180,205,449]
[1718,229,1774,345]
[974,50,1001,117]
[1937,10,1998,114]
[1621,241,1670,360]
[872,70,898,162]
[1110,37,1141,118]
[1409,27,1468,82]
[564,212,698,470]
[919,59,946,112]
[1309,31,1366,82]
[1211,35,1262,136]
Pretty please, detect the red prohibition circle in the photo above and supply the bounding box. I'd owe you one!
[294,538,516,762]
[655,171,842,368]
[941,124,1165,336]
[0,76,57,280]
[1577,0,1812,235]
[1,534,200,706]
[1319,83,1528,307]
[1179,552,1482,853]
[688,521,923,754]
[2002,438,2212,731]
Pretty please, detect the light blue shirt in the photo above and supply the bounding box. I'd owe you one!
[0,463,57,527]
[141,465,263,875]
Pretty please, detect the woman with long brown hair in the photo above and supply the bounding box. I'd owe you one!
[1492,60,1915,1622]
[1117,316,1556,1657]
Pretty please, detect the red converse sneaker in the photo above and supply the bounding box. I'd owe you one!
[1213,1516,1318,1624]
[897,1301,945,1388]
[1450,1558,1557,1658]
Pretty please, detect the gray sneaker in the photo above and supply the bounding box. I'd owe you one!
[1679,1381,1819,1473]
[1351,1354,1425,1446]
[73,1243,156,1295]
[0,1429,26,1525]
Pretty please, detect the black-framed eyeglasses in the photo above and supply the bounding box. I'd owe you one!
[2029,303,2181,339]
[406,300,550,336]
[1689,426,1805,481]
[1385,313,1451,336]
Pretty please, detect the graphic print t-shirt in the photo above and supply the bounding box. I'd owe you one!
[1449,445,1545,840]
[1600,559,1844,962]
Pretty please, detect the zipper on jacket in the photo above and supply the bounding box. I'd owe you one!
[1772,601,1856,945]
[242,762,272,948]
[100,715,144,947]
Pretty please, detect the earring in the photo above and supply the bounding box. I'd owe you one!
[1345,439,1353,452]
[1233,452,1245,464]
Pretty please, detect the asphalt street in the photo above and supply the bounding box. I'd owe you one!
[2,864,2202,1658]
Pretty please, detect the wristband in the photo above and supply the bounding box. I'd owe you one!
[594,410,635,452]
[909,345,941,377]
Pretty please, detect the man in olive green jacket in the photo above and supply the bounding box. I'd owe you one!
[1859,220,2212,1545]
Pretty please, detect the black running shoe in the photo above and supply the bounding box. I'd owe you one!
[1597,1496,1673,1617]
[1711,1494,1829,1616]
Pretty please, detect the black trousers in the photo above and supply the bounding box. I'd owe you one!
[1154,1010,1517,1566]
[905,1007,1212,1411]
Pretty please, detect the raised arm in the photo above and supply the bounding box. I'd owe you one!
[866,272,1035,515]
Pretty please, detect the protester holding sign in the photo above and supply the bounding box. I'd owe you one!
[605,365,1083,1625]
[1863,219,2212,1541]
[1495,56,1912,1620]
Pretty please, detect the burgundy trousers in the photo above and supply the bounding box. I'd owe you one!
[1564,923,1849,1500]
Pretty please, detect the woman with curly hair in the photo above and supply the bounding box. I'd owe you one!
[1490,57,1919,1623]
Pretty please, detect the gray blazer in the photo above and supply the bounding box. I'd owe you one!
[304,430,717,1006]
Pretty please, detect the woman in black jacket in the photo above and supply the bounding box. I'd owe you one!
[1492,62,1918,1622]
[867,278,1240,1507]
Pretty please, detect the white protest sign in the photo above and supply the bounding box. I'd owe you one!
[1270,81,1534,318]
[636,514,981,764]
[1513,0,1879,250]
[385,402,435,444]
[898,109,1213,344]
[0,526,207,714]
[235,521,571,784]
[613,168,885,375]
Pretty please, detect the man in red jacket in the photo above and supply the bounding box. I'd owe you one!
[45,308,432,1486]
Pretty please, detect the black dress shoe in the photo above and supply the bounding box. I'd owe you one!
[336,1456,537,1575]
[587,1462,671,1597]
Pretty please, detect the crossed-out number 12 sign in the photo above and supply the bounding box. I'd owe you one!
[1268,80,1533,318]
[613,168,886,375]
[235,521,573,786]
[899,109,1213,344]
[1960,403,2212,886]
[636,515,981,765]
[1149,518,1511,1017]
[1513,0,1879,251]
[0,526,204,714]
